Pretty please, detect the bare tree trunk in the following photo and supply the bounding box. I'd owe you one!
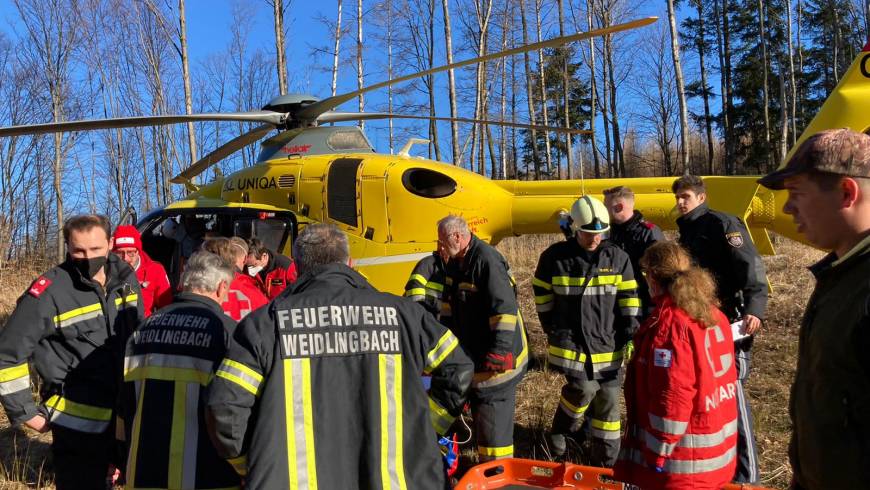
[273,0,288,94]
[667,0,690,174]
[607,33,624,176]
[427,0,441,161]
[332,0,342,96]
[779,67,788,163]
[499,2,509,179]
[797,0,804,125]
[786,0,797,145]
[441,0,460,163]
[694,0,714,174]
[758,0,772,171]
[519,0,541,179]
[386,0,393,153]
[179,0,197,166]
[722,0,735,174]
[477,0,493,175]
[136,128,152,211]
[357,0,364,129]
[534,0,553,177]
[587,0,600,178]
[558,0,573,179]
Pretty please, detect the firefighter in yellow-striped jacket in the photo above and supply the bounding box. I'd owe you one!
[205,224,474,489]
[404,252,452,327]
[0,215,142,490]
[437,215,528,462]
[533,196,640,467]
[122,251,240,490]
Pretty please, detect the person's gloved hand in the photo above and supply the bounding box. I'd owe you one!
[624,340,635,363]
[483,351,514,372]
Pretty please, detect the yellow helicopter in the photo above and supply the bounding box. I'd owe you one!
[1,18,866,295]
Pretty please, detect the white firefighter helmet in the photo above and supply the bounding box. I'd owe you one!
[569,195,610,234]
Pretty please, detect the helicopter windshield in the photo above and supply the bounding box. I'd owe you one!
[138,207,297,288]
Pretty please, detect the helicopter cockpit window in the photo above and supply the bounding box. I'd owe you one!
[326,130,371,151]
[327,158,361,227]
[401,168,457,198]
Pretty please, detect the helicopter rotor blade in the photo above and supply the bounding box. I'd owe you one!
[0,112,286,138]
[170,123,275,184]
[297,16,656,121]
[317,111,593,135]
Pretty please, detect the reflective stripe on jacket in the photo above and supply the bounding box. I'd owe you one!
[404,253,452,326]
[533,240,639,379]
[122,292,239,490]
[614,296,738,489]
[205,264,474,489]
[0,254,142,431]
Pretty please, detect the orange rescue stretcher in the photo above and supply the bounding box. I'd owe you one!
[455,458,772,490]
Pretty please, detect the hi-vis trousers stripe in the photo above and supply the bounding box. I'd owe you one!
[167,382,201,489]
[284,359,317,489]
[379,354,407,490]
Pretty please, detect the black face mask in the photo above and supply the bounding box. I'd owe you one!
[70,255,107,279]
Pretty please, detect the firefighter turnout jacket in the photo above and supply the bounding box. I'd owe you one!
[615,296,738,489]
[608,210,664,314]
[0,254,141,432]
[444,235,528,390]
[404,252,452,326]
[254,251,296,299]
[123,292,240,490]
[676,203,768,320]
[533,240,639,380]
[205,263,474,489]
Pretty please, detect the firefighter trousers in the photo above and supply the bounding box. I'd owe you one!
[734,341,760,483]
[469,377,520,462]
[51,426,115,490]
[551,372,621,467]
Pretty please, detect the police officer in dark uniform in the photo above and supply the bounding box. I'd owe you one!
[0,215,142,489]
[122,251,240,489]
[437,215,528,462]
[205,224,473,489]
[603,186,665,318]
[672,175,768,483]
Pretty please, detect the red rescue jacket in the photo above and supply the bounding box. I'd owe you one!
[255,252,297,299]
[136,252,172,317]
[222,272,269,321]
[614,295,738,490]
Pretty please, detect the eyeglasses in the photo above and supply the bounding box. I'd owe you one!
[115,250,139,258]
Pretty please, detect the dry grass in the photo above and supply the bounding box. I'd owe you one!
[0,237,822,489]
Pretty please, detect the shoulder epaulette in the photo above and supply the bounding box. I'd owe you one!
[28,276,52,298]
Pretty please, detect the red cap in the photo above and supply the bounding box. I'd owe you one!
[113,225,142,251]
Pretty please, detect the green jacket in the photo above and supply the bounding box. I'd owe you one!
[790,235,870,489]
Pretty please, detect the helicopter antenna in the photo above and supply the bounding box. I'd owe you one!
[398,138,431,157]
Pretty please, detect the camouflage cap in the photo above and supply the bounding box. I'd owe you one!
[758,128,870,190]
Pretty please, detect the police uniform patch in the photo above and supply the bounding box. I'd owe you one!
[28,276,52,297]
[726,232,744,248]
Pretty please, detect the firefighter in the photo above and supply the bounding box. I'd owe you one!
[122,251,240,490]
[205,224,474,489]
[533,196,639,467]
[437,214,528,462]
[112,225,172,318]
[404,251,452,327]
[614,242,738,489]
[0,215,142,489]
[672,175,768,483]
[246,237,297,299]
[202,237,268,321]
[603,186,665,318]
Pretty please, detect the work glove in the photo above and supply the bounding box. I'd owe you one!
[623,340,635,363]
[483,351,514,372]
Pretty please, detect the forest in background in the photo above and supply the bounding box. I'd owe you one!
[0,0,868,263]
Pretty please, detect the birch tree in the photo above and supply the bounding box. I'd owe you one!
[666,0,689,173]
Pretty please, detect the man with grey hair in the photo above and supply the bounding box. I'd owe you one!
[759,128,870,489]
[206,223,474,488]
[122,251,240,489]
[437,214,528,462]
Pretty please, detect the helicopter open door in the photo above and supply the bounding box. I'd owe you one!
[136,204,298,288]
